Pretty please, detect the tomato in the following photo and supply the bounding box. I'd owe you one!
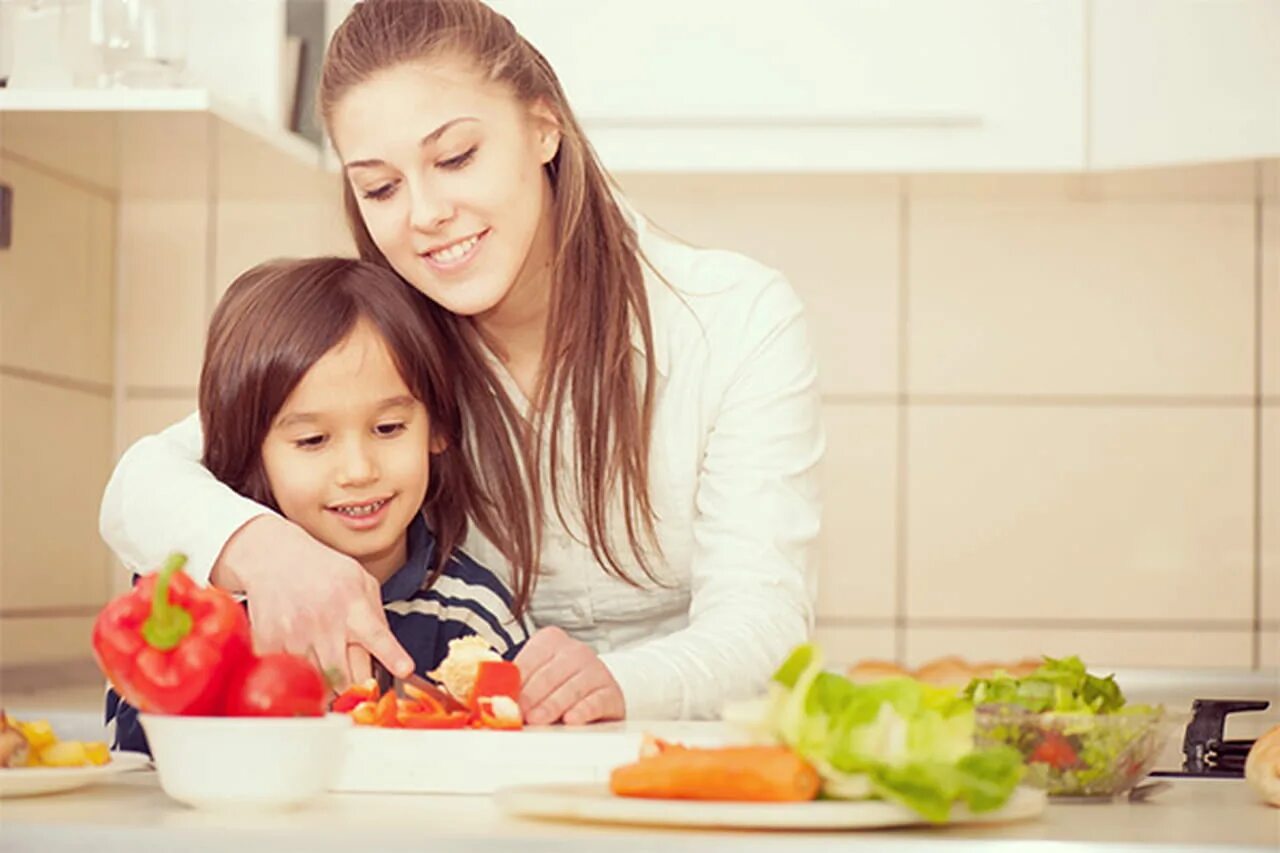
[222,653,327,717]
[1029,731,1079,769]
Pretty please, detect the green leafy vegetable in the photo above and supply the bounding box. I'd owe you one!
[728,644,1023,822]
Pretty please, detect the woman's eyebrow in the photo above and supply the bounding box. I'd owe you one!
[343,117,479,171]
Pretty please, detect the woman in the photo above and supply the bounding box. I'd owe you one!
[100,0,823,725]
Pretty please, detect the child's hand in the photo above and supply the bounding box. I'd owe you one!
[515,626,625,726]
[216,515,414,686]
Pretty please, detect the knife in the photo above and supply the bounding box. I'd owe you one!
[372,661,468,713]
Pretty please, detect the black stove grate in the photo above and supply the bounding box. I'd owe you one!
[1150,698,1269,779]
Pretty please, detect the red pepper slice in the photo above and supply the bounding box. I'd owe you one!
[332,679,381,713]
[468,661,522,708]
[467,660,523,729]
[91,553,252,715]
[371,690,399,727]
[350,699,380,726]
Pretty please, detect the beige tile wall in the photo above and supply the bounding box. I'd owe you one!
[622,161,1274,671]
[0,154,116,669]
[4,140,1274,677]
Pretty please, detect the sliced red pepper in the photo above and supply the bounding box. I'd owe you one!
[332,679,381,713]
[475,699,522,730]
[398,709,470,729]
[467,660,523,729]
[91,553,252,715]
[350,699,380,726]
[371,690,399,727]
[468,661,522,709]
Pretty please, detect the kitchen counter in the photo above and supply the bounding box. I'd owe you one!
[2,773,1276,852]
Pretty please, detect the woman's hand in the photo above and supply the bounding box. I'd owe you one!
[212,515,414,686]
[515,626,625,726]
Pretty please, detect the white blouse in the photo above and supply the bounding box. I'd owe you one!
[99,204,825,721]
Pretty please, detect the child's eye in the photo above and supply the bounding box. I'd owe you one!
[375,422,406,437]
[294,434,327,449]
[360,181,398,201]
[437,146,477,170]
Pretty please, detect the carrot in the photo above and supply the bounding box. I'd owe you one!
[609,745,821,802]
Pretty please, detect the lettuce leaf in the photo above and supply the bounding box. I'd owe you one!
[964,655,1126,714]
[729,644,1023,822]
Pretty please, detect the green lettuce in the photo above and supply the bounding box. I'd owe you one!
[727,644,1023,823]
[963,655,1126,714]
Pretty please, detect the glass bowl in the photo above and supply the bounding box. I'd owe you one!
[974,704,1169,797]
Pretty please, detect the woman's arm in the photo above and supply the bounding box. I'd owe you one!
[100,412,414,681]
[99,412,268,583]
[599,274,823,720]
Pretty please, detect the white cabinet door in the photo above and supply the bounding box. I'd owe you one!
[1090,0,1280,169]
[491,0,1085,172]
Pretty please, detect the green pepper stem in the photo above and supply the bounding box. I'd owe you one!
[141,553,193,651]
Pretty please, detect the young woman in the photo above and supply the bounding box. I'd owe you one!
[100,0,823,726]
[109,256,527,752]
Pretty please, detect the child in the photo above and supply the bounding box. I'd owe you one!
[107,257,528,751]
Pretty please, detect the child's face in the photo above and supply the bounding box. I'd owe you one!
[260,319,435,582]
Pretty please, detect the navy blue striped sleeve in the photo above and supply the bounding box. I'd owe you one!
[383,551,530,674]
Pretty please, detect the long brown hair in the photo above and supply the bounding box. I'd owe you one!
[319,0,661,608]
[200,256,487,583]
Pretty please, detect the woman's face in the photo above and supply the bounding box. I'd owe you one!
[330,60,561,319]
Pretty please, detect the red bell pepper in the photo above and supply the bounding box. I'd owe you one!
[91,553,252,715]
[469,661,523,729]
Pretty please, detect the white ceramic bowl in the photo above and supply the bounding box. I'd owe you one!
[139,713,351,810]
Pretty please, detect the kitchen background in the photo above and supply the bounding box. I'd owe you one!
[0,0,1277,692]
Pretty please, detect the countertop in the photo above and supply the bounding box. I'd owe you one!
[1,772,1277,852]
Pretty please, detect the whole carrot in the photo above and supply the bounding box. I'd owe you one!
[609,745,821,802]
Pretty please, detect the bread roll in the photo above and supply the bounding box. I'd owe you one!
[1245,724,1280,807]
[914,656,975,687]
[847,660,911,683]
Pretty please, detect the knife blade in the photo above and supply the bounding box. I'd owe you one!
[398,671,468,714]
[372,660,468,714]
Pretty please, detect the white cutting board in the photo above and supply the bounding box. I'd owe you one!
[494,783,1048,830]
[331,720,737,794]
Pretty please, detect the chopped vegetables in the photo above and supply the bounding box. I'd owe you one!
[341,643,524,730]
[1,713,111,769]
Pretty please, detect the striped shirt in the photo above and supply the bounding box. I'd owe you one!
[106,514,528,752]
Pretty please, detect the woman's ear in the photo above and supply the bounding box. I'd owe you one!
[528,100,562,165]
[429,433,449,454]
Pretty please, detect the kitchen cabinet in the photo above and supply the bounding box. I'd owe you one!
[1088,0,1280,169]
[490,0,1087,172]
[489,0,1279,172]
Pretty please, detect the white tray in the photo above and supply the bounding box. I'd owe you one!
[332,721,735,794]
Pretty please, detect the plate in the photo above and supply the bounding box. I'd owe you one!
[495,783,1047,830]
[0,751,151,798]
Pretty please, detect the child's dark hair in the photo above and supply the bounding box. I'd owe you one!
[200,256,472,582]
